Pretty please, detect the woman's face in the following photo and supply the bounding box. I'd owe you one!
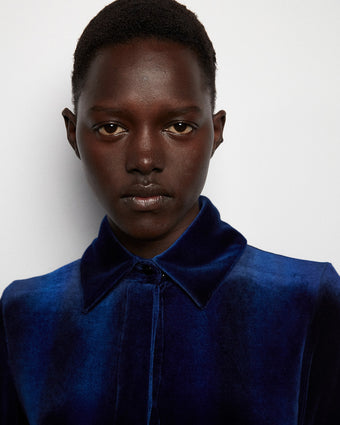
[63,39,225,257]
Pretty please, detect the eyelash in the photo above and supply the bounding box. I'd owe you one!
[164,122,196,135]
[93,121,196,137]
[94,123,127,137]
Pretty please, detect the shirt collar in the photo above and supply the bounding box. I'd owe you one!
[80,196,247,313]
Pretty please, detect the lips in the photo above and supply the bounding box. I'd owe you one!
[121,184,172,211]
[121,184,170,199]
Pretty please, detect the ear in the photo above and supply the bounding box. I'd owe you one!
[211,110,226,157]
[62,108,80,159]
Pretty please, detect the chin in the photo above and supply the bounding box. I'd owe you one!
[109,214,169,237]
[124,223,173,242]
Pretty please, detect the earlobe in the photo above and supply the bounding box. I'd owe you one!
[62,108,80,159]
[211,110,226,157]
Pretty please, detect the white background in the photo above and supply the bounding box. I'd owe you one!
[1,0,339,293]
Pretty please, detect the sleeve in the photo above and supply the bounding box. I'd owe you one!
[303,264,340,425]
[0,299,29,424]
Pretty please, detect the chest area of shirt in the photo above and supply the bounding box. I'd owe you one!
[11,269,310,424]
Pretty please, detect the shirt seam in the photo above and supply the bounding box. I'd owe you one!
[297,262,330,424]
[1,299,29,420]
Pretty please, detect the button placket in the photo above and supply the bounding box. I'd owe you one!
[113,260,163,424]
[114,264,163,424]
[134,261,162,285]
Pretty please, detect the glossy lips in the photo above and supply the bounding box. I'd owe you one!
[121,185,171,211]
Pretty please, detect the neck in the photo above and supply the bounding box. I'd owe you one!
[108,204,200,258]
[113,236,174,259]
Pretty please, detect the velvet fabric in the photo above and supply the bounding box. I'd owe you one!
[1,196,340,424]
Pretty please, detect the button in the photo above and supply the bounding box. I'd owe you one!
[141,264,154,275]
[133,261,163,284]
[135,261,158,275]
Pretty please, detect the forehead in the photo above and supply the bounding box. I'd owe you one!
[78,38,211,111]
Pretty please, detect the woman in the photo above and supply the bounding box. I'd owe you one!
[1,0,339,423]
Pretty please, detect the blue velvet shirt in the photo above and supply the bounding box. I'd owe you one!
[1,197,340,424]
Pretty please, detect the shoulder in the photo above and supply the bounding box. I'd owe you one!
[234,245,340,299]
[1,260,81,314]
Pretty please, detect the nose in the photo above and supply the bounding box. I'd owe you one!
[125,127,164,175]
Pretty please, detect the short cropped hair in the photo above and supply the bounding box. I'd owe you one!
[72,0,216,110]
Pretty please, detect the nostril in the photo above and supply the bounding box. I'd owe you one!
[126,149,164,174]
[128,166,163,175]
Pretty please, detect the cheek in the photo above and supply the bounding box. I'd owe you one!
[78,146,123,197]
[173,142,212,190]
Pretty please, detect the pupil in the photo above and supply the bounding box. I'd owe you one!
[105,124,117,133]
[174,122,186,132]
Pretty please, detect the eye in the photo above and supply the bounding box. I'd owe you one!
[165,122,194,135]
[96,123,127,136]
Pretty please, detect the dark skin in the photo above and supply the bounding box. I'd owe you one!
[63,38,225,258]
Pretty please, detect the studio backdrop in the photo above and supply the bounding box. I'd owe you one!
[1,0,339,291]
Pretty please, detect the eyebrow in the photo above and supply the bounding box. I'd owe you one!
[89,106,124,113]
[89,105,202,115]
[164,106,202,115]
